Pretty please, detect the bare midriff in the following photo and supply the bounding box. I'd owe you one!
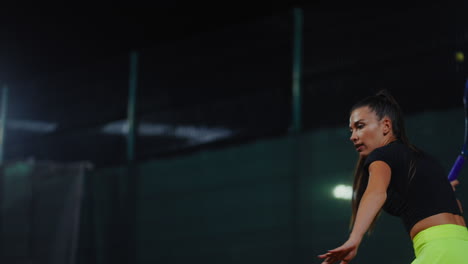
[410,212,467,240]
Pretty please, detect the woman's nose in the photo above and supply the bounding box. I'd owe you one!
[350,131,357,142]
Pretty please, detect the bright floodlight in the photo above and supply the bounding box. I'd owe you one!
[333,184,352,200]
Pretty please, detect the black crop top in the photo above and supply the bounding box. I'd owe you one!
[363,140,461,234]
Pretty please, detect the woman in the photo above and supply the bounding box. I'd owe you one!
[318,90,467,264]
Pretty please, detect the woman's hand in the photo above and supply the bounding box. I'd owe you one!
[451,179,460,192]
[317,237,361,264]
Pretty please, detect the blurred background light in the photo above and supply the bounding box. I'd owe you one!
[101,120,236,143]
[8,119,57,133]
[333,184,352,200]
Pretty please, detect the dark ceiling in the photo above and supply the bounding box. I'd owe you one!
[1,2,307,81]
[1,3,468,167]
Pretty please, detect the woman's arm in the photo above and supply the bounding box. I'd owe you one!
[349,161,391,240]
[450,180,466,226]
[318,160,391,264]
[455,199,466,226]
[451,180,464,213]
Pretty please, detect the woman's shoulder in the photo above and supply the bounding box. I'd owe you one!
[365,141,412,167]
[372,140,408,155]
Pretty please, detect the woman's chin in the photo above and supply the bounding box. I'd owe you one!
[359,151,369,158]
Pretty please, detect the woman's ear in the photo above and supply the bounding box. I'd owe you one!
[382,117,392,136]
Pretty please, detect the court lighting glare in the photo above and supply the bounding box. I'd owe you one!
[101,120,236,143]
[6,119,57,133]
[333,184,352,200]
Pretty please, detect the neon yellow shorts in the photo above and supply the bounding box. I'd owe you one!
[411,224,468,264]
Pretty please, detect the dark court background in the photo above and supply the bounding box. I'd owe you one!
[0,2,467,264]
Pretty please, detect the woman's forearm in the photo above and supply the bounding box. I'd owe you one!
[456,199,464,214]
[349,191,387,241]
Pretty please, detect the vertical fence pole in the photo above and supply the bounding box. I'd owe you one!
[127,51,139,162]
[291,8,303,133]
[290,7,303,264]
[126,50,139,264]
[0,85,6,259]
[0,85,9,164]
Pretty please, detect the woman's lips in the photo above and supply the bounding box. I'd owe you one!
[355,144,364,152]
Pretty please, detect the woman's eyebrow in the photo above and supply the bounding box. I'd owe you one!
[350,119,365,127]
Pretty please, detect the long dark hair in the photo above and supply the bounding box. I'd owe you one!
[349,89,418,233]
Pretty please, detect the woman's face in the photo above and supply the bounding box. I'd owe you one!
[349,106,389,157]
